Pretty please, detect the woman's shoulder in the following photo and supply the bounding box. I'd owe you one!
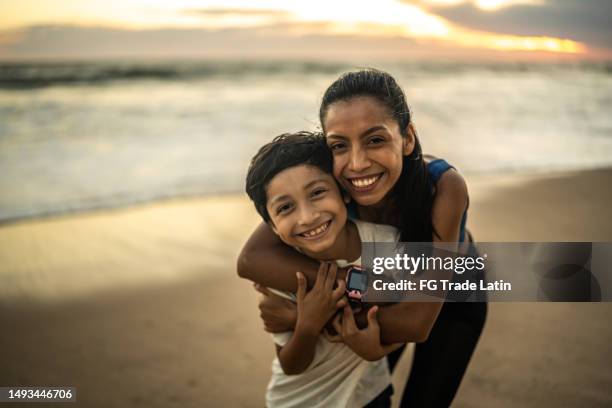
[424,155,466,192]
[428,158,469,241]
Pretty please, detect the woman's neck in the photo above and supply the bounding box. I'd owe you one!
[357,197,400,226]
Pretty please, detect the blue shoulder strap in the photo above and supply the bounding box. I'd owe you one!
[427,159,467,243]
[427,159,454,184]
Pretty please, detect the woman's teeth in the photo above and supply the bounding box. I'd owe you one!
[301,221,330,238]
[350,174,380,188]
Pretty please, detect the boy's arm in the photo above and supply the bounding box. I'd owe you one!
[275,327,319,375]
[275,265,346,375]
[237,222,345,291]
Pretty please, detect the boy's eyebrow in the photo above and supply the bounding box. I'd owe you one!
[268,195,289,206]
[303,177,330,190]
[268,177,330,206]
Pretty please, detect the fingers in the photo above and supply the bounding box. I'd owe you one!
[332,279,346,302]
[341,305,358,335]
[296,272,306,302]
[366,305,380,330]
[332,312,343,335]
[314,261,329,290]
[324,263,338,291]
[253,282,271,296]
[336,296,347,309]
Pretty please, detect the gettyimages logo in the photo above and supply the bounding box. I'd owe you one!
[360,242,611,302]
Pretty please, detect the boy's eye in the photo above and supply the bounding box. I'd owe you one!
[311,188,328,198]
[276,203,293,214]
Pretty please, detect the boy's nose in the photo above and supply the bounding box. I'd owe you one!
[297,203,320,227]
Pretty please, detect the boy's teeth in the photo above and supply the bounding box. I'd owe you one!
[302,221,329,237]
[351,175,379,188]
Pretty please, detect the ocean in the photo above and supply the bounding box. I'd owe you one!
[1,60,611,222]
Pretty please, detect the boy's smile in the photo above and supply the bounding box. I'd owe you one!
[296,219,332,240]
[265,164,348,259]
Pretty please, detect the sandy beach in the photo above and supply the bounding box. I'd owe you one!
[1,168,611,407]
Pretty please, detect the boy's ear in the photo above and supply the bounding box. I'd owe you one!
[268,220,279,235]
[402,123,416,156]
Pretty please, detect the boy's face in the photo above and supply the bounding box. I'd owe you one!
[266,164,347,257]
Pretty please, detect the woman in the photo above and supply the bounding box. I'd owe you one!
[238,69,487,407]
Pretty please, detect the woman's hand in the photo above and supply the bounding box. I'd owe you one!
[295,262,346,336]
[333,305,404,361]
[255,283,298,333]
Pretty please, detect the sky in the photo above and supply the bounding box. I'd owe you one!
[0,0,610,60]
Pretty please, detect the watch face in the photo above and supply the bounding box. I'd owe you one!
[347,268,367,293]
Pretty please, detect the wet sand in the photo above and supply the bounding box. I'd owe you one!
[1,169,611,407]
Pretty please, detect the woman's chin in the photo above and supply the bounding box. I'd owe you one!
[351,191,385,207]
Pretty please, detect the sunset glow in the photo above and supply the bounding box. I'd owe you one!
[0,0,599,58]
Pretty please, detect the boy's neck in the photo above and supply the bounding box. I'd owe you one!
[300,220,361,263]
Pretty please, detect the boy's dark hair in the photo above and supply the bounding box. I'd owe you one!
[245,131,333,223]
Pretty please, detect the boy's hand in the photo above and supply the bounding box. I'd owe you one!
[333,305,404,361]
[295,262,346,337]
[254,283,297,333]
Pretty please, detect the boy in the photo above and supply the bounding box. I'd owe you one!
[245,132,401,407]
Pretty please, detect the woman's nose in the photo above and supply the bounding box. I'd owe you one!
[349,147,372,173]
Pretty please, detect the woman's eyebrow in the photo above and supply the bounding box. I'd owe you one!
[360,125,386,137]
[327,125,387,140]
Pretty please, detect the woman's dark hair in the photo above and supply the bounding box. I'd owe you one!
[319,69,436,242]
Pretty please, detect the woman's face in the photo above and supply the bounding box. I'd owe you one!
[323,96,414,207]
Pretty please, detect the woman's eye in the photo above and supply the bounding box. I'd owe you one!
[329,142,346,151]
[368,136,385,145]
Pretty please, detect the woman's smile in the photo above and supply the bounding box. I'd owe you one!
[345,172,385,193]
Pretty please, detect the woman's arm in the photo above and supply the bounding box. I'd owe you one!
[252,170,470,341]
[432,168,469,244]
[354,302,442,344]
[355,169,470,343]
[237,222,336,291]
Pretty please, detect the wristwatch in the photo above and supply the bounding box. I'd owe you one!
[346,265,368,308]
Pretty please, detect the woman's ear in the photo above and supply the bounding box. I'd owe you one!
[403,123,416,156]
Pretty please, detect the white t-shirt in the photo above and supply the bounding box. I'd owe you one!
[266,219,400,408]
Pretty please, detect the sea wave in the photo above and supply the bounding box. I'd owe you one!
[1,60,610,89]
[0,61,351,89]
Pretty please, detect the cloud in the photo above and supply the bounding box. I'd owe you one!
[0,23,606,62]
[184,8,292,18]
[423,0,612,49]
[0,24,528,61]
